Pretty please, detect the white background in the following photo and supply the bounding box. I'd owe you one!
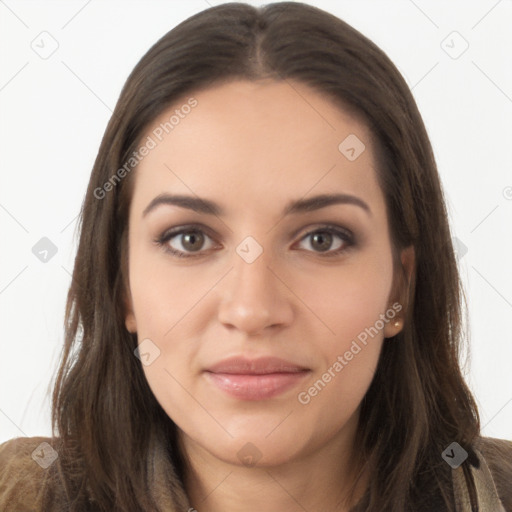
[1,0,511,444]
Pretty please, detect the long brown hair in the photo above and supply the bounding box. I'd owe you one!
[46,2,480,510]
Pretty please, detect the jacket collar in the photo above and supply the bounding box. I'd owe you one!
[452,447,505,512]
[146,431,506,511]
[147,427,192,511]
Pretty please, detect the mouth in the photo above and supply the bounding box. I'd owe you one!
[203,356,311,400]
[204,371,311,400]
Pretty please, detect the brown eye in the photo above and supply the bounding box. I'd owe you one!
[309,231,334,252]
[296,226,354,257]
[156,224,354,259]
[157,227,216,258]
[180,230,206,252]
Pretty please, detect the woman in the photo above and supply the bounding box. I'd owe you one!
[1,2,510,511]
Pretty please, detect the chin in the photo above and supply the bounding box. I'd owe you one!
[208,434,306,469]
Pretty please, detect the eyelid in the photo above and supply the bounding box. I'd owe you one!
[293,223,353,241]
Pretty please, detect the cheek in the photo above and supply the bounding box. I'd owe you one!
[297,291,386,425]
[297,253,394,343]
[297,337,383,438]
[127,243,208,404]
[294,252,392,409]
[128,241,194,335]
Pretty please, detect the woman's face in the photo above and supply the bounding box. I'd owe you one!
[124,79,413,468]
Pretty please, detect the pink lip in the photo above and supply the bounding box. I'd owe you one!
[204,371,310,400]
[204,356,311,400]
[205,356,310,374]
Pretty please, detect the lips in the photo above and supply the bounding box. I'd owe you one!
[204,356,311,400]
[205,356,310,374]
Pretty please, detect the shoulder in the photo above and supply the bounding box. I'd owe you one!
[473,435,512,510]
[0,436,61,511]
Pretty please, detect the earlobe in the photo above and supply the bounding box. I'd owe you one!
[125,312,137,333]
[385,245,415,339]
[384,316,403,338]
[124,294,137,333]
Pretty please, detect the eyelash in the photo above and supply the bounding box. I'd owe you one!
[154,224,355,259]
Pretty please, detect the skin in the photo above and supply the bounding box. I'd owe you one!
[124,79,414,512]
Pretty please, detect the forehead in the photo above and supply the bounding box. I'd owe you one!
[131,79,384,219]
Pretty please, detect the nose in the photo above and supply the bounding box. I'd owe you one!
[217,246,293,336]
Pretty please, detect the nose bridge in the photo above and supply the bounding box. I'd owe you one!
[232,238,275,308]
[217,235,289,333]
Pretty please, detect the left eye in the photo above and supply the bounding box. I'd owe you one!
[156,225,354,258]
[295,227,353,255]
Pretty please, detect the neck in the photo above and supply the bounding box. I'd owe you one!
[178,412,368,512]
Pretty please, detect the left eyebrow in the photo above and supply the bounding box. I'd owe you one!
[283,193,371,217]
[142,192,372,218]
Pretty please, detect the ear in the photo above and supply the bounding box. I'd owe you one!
[383,245,415,338]
[124,293,137,333]
[399,244,415,293]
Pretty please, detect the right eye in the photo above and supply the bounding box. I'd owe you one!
[156,226,218,258]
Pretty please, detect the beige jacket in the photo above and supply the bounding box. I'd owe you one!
[1,434,511,511]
